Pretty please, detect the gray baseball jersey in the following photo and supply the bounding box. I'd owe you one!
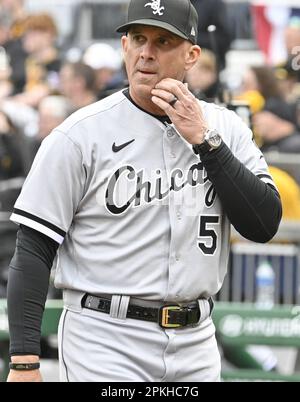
[10,90,275,302]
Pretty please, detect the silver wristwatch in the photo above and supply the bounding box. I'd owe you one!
[193,128,222,155]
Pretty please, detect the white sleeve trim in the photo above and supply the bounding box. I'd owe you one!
[10,213,64,244]
[259,177,279,191]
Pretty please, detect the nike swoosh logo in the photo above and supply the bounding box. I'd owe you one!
[112,139,135,153]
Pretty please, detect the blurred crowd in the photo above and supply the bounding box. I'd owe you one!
[0,0,300,296]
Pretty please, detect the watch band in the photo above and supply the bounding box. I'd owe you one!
[192,142,211,156]
[9,362,40,371]
[193,128,222,156]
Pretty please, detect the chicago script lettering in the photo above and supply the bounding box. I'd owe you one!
[105,163,216,214]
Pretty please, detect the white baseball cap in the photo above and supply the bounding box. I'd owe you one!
[83,43,122,71]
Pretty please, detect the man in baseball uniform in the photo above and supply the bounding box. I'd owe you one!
[7,0,282,382]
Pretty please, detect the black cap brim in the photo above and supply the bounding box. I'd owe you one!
[116,19,190,42]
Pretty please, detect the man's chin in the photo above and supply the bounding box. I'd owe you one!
[132,82,156,99]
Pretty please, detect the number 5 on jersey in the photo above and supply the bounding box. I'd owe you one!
[198,215,220,255]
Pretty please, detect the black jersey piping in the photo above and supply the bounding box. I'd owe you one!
[61,309,70,382]
[122,88,172,125]
[257,173,274,181]
[13,208,66,237]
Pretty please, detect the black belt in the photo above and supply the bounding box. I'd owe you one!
[81,294,213,329]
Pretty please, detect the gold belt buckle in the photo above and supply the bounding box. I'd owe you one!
[160,305,182,328]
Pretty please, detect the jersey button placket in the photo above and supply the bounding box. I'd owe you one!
[166,126,176,158]
[166,126,175,138]
[163,125,183,299]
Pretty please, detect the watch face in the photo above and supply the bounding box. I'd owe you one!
[210,134,222,148]
[206,130,222,149]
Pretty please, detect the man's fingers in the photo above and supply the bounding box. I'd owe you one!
[155,79,191,100]
[152,88,196,114]
[151,95,177,117]
[151,88,176,104]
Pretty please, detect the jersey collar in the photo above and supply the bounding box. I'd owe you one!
[122,88,172,126]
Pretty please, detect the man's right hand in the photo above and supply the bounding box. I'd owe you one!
[7,369,42,382]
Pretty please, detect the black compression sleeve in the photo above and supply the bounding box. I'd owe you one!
[7,225,59,356]
[201,142,282,243]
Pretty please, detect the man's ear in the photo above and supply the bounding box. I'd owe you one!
[121,35,128,55]
[185,45,201,72]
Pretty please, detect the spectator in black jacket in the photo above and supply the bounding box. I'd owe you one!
[0,110,25,297]
[191,0,232,70]
[0,110,24,181]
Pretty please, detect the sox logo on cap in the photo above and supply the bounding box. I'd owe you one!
[144,0,165,16]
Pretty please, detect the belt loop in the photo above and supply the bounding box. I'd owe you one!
[198,299,210,324]
[110,295,121,318]
[118,296,130,320]
[63,289,84,313]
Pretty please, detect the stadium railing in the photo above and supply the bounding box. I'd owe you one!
[0,221,300,381]
[1,299,300,382]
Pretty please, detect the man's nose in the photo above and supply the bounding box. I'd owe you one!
[140,42,155,60]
